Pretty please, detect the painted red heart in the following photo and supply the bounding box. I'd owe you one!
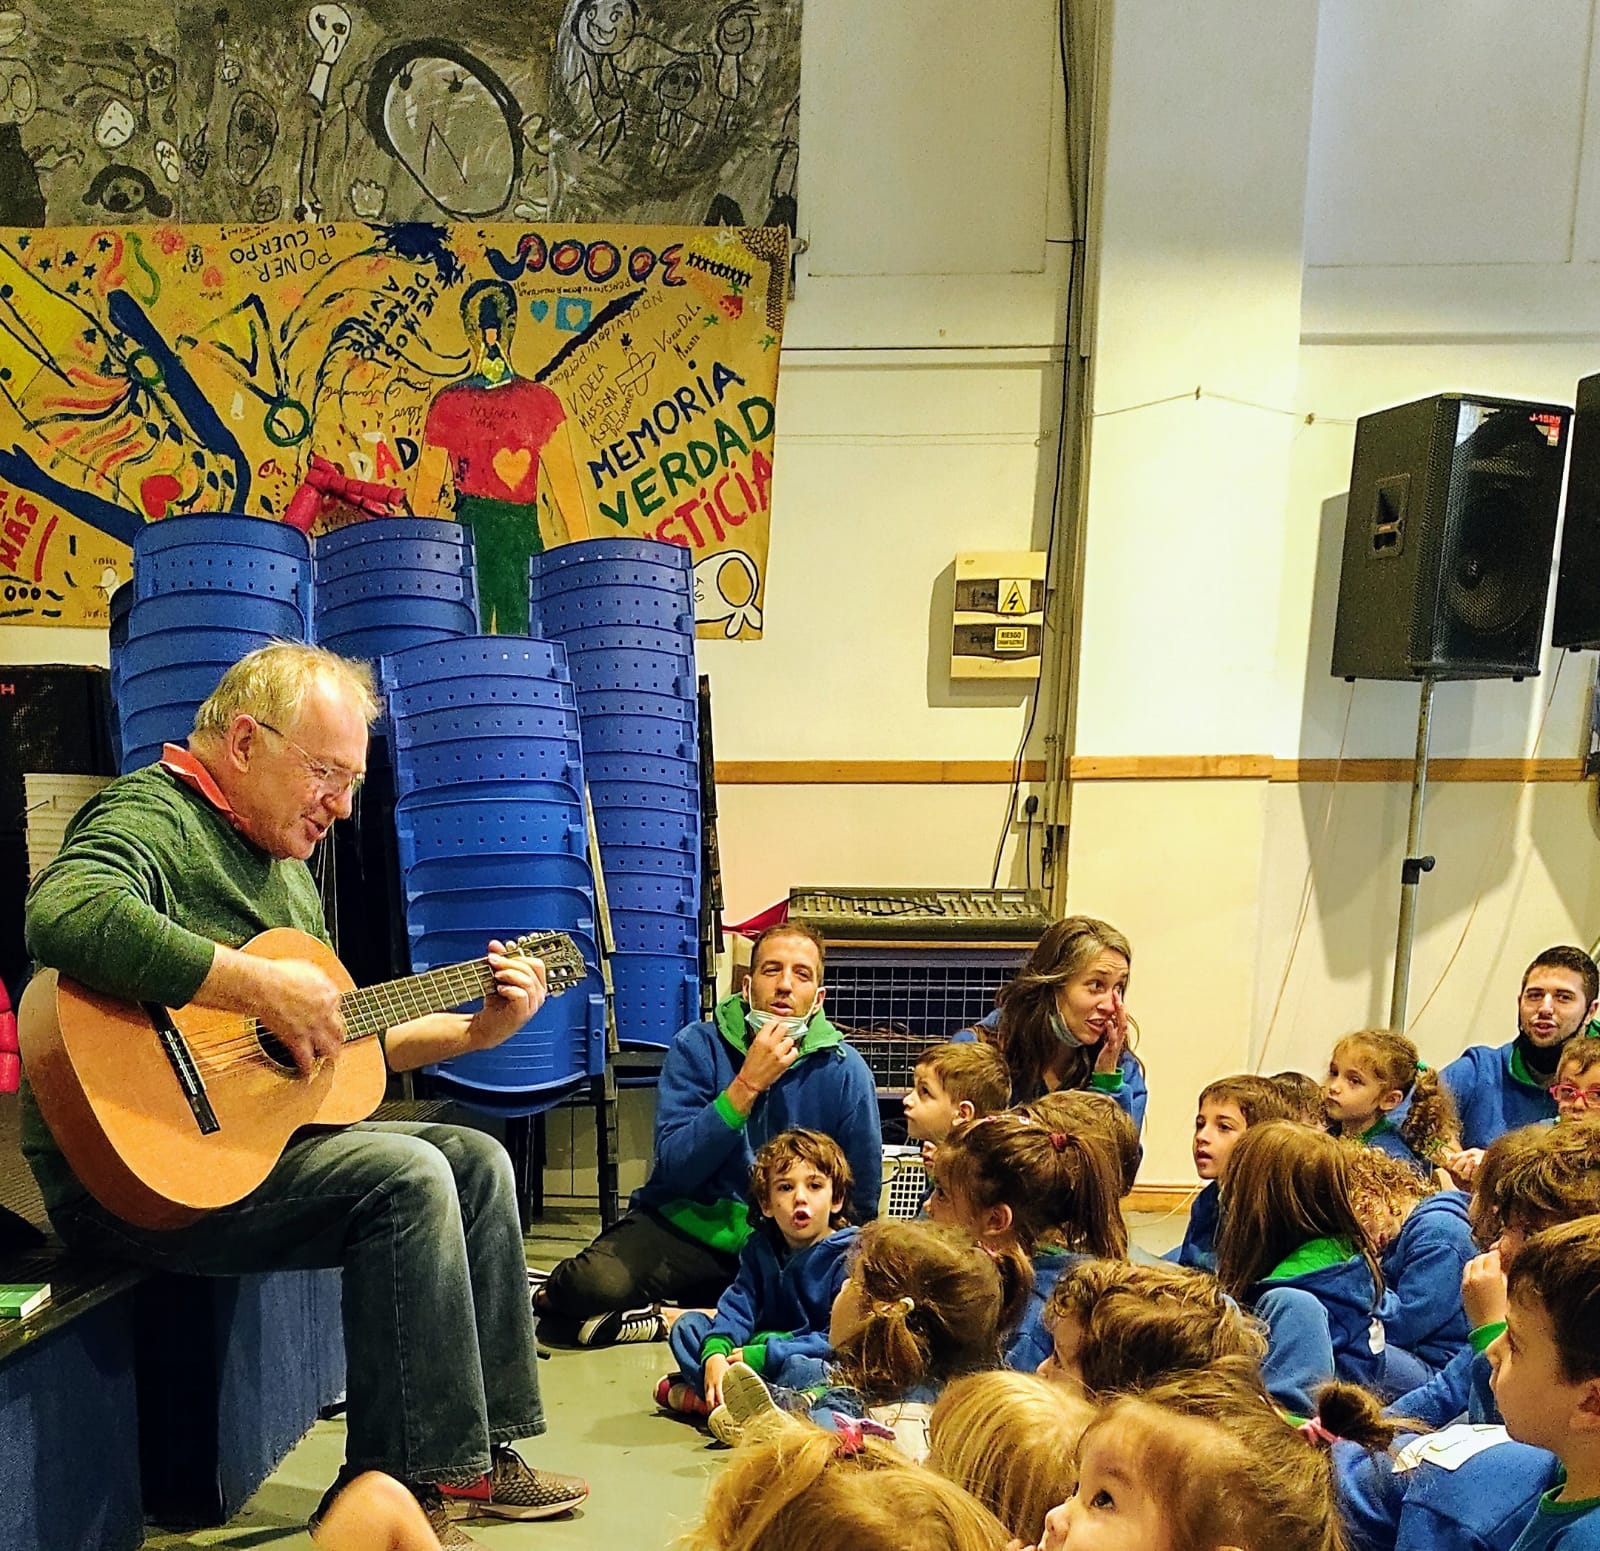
[139,474,182,519]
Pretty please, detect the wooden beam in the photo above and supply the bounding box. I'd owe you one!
[711,757,1588,785]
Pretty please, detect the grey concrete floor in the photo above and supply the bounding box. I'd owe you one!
[144,1205,1186,1550]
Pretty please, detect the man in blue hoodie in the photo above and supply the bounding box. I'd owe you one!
[1442,947,1598,1178]
[534,923,882,1343]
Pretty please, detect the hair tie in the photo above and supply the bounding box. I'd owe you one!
[1298,1417,1339,1448]
[1415,1059,1428,1074]
[896,1295,915,1314]
[1049,1132,1068,1151]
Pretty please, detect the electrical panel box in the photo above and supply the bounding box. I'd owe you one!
[952,551,1045,679]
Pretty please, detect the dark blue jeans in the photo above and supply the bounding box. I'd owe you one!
[48,1120,542,1485]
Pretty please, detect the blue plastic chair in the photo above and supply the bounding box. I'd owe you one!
[380,636,571,689]
[120,703,199,761]
[608,909,697,956]
[116,625,293,680]
[402,853,596,899]
[578,711,697,760]
[592,806,700,851]
[594,842,699,878]
[317,622,470,663]
[394,777,584,817]
[134,514,311,558]
[571,686,696,723]
[387,674,578,719]
[134,550,312,616]
[315,518,472,559]
[610,951,702,1049]
[395,800,588,861]
[390,702,583,748]
[530,586,694,638]
[127,592,308,639]
[389,737,584,795]
[316,595,479,639]
[530,535,691,575]
[316,568,477,610]
[603,872,698,914]
[116,662,234,711]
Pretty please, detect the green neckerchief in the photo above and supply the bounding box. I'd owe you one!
[1508,1042,1547,1090]
[1537,1471,1600,1515]
[1263,1235,1357,1282]
[1358,1116,1396,1142]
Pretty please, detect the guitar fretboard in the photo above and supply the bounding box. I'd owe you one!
[340,960,502,1039]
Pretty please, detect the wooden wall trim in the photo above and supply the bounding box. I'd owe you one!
[712,757,1589,785]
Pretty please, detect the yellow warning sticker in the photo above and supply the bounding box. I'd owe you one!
[994,626,1029,652]
[997,579,1030,615]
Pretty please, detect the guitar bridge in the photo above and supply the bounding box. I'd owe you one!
[144,1003,221,1136]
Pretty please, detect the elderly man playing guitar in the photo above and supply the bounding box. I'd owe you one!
[17,642,587,1546]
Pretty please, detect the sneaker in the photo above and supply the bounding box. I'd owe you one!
[439,1445,589,1522]
[721,1361,781,1432]
[575,1304,667,1347]
[706,1403,743,1446]
[654,1374,710,1415]
[310,1474,480,1548]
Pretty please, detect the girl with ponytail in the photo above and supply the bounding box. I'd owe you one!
[928,1111,1126,1372]
[1323,1028,1461,1173]
[714,1220,1023,1464]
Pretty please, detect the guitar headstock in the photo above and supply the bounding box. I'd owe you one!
[504,931,588,992]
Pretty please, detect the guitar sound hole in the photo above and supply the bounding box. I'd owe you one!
[254,1024,301,1073]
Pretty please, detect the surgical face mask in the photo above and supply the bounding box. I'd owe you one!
[746,1005,812,1040]
[1050,1009,1087,1047]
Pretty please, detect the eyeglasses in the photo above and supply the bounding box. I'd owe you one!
[256,721,365,797]
[1547,1082,1600,1106]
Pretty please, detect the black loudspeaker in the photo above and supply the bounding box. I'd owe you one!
[1553,372,1600,650]
[1331,393,1572,681]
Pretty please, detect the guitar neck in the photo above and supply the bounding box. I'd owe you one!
[338,959,503,1041]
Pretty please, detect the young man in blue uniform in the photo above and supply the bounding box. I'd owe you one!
[1442,947,1598,1179]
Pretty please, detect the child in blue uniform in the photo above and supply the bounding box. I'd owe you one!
[1038,1257,1267,1394]
[1036,1358,1357,1551]
[658,1128,858,1416]
[926,1111,1125,1372]
[1215,1120,1388,1407]
[1168,1073,1296,1272]
[1551,1034,1600,1124]
[1490,1215,1600,1549]
[712,1219,1025,1464]
[962,914,1148,1130]
[1313,1376,1560,1551]
[1347,1146,1475,1391]
[1324,1027,1460,1174]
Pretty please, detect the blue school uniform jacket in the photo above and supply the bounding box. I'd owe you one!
[1441,1042,1557,1151]
[966,1010,1149,1131]
[1252,1237,1385,1393]
[1335,1426,1560,1551]
[1510,1488,1600,1550]
[699,1225,857,1375]
[1381,1191,1475,1371]
[1005,1247,1080,1373]
[1388,1333,1502,1429]
[631,996,882,1253]
[1167,1181,1219,1272]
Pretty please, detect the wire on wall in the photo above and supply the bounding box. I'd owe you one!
[1404,649,1571,1036]
[989,0,1079,892]
[1253,681,1357,1075]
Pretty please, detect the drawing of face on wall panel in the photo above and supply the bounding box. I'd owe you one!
[366,41,522,218]
[694,548,762,638]
[226,89,277,185]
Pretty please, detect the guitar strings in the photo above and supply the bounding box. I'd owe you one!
[177,952,587,1075]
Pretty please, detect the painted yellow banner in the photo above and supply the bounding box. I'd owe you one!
[0,221,786,637]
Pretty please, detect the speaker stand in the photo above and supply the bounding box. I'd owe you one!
[1390,677,1438,1031]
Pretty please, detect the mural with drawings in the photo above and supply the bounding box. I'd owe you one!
[0,0,801,231]
[0,219,785,637]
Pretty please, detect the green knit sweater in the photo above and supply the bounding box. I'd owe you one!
[19,764,328,1209]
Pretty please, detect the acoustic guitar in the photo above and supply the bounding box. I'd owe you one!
[18,927,586,1231]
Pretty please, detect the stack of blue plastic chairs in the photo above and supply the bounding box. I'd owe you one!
[312,519,479,662]
[382,637,607,1112]
[528,539,702,1050]
[116,516,311,773]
